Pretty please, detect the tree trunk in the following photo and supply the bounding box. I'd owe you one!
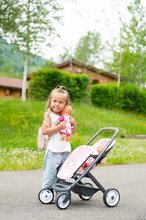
[21,55,28,101]
[117,53,121,86]
[139,68,142,90]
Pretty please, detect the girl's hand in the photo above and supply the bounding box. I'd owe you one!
[70,117,75,126]
[70,117,77,133]
[59,121,66,130]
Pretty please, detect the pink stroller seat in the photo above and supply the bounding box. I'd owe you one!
[57,138,116,180]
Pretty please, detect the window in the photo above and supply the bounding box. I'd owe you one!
[92,80,99,84]
[5,89,10,96]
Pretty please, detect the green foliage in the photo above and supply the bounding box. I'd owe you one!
[91,83,121,109]
[0,149,44,171]
[42,60,56,68]
[91,83,146,114]
[65,73,89,102]
[120,84,146,113]
[107,139,146,165]
[0,0,63,100]
[0,0,20,34]
[58,47,72,62]
[0,1,62,56]
[74,31,103,66]
[28,68,89,102]
[0,38,47,78]
[105,0,146,87]
[0,99,146,170]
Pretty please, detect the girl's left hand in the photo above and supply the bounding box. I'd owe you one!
[70,117,77,133]
[70,116,75,125]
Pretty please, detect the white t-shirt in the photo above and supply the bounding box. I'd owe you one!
[47,111,71,153]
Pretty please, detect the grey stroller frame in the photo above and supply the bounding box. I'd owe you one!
[38,127,120,209]
[52,127,120,209]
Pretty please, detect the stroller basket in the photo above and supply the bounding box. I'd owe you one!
[55,181,98,196]
[72,183,98,196]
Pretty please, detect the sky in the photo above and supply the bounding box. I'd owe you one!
[42,0,146,63]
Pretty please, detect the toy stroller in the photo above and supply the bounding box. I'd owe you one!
[38,127,120,209]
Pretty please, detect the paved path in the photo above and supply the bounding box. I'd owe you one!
[0,164,146,220]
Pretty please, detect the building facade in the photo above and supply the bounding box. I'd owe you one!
[52,59,120,84]
[0,77,23,98]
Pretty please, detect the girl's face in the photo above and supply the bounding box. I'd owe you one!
[50,91,67,114]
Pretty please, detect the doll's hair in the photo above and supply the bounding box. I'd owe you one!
[45,85,71,113]
[61,105,72,115]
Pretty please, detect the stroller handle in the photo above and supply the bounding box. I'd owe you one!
[86,127,119,146]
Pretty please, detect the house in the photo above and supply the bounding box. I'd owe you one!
[51,59,121,84]
[0,77,25,98]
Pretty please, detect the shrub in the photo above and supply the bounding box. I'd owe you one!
[91,83,121,109]
[121,84,141,113]
[91,83,146,115]
[28,68,89,102]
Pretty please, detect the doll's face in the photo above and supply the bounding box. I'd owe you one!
[61,105,72,115]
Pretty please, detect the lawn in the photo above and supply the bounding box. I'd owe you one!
[0,98,146,171]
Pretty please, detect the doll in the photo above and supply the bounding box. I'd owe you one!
[77,141,108,173]
[56,105,73,141]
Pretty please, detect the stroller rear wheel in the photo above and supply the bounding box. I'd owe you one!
[103,188,120,207]
[56,193,71,209]
[79,183,93,201]
[38,189,54,204]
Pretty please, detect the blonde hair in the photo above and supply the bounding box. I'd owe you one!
[45,85,71,114]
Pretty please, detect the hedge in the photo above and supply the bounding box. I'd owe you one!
[91,83,146,114]
[28,68,89,102]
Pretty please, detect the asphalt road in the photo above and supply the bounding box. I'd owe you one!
[0,164,146,220]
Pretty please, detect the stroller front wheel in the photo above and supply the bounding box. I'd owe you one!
[56,193,71,209]
[103,188,120,207]
[38,189,54,204]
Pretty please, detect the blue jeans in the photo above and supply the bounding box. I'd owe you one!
[41,150,69,189]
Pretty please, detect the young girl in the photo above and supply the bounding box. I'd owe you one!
[41,85,77,193]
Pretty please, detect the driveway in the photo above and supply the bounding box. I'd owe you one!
[0,164,146,220]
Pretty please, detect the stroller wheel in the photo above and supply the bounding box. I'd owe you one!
[103,188,120,207]
[56,193,71,209]
[79,183,93,201]
[38,189,54,204]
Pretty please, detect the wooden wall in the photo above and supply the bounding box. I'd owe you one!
[59,65,115,84]
[0,87,21,97]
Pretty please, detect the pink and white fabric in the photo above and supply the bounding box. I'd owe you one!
[57,138,116,180]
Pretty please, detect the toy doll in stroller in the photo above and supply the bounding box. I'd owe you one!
[38,127,120,209]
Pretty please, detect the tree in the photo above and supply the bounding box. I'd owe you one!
[0,0,20,34]
[42,60,56,68]
[106,0,146,88]
[58,47,72,62]
[73,31,103,66]
[125,0,146,88]
[0,0,62,100]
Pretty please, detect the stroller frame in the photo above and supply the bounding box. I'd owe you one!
[38,127,120,209]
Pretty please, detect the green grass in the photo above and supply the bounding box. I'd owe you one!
[0,98,146,171]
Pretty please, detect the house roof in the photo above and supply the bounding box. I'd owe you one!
[0,77,24,89]
[53,59,121,80]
